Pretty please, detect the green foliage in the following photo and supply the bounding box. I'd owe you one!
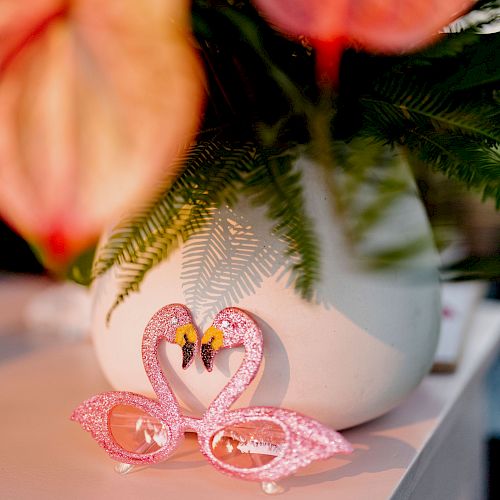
[362,87,499,143]
[442,255,500,281]
[244,148,319,298]
[416,30,480,59]
[444,34,500,90]
[90,2,500,318]
[350,31,500,207]
[93,140,318,321]
[327,138,432,267]
[358,77,500,205]
[93,140,259,322]
[67,246,96,286]
[329,139,412,239]
[406,137,500,207]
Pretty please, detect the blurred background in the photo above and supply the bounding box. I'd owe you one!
[1,173,499,497]
[0,1,499,498]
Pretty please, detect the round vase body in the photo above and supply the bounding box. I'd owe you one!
[91,157,441,430]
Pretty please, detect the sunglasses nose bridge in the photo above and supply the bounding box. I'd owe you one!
[181,416,202,434]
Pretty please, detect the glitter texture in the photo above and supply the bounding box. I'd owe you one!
[71,304,353,482]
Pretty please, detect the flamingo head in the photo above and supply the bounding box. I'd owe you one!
[200,307,259,371]
[147,303,198,369]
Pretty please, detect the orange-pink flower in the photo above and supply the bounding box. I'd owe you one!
[0,0,204,267]
[253,0,474,85]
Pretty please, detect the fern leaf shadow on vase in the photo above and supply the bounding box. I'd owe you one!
[89,150,441,429]
[181,205,286,320]
[91,140,260,323]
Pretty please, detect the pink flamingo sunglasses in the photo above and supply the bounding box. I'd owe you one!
[71,304,352,487]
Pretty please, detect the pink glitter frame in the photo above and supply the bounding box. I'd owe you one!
[72,304,352,482]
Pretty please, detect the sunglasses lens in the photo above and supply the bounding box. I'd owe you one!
[109,404,168,454]
[210,420,285,469]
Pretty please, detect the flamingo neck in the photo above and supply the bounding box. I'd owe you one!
[141,326,178,409]
[206,335,263,417]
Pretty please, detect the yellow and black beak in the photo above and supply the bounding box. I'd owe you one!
[174,324,198,369]
[200,326,224,372]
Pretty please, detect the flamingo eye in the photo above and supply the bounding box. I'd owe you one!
[221,320,230,328]
[170,317,179,325]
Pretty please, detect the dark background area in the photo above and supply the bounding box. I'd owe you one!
[0,221,44,274]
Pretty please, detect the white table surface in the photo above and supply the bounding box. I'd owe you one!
[1,301,500,500]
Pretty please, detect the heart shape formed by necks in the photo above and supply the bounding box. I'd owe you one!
[143,304,260,378]
[71,304,353,484]
[146,305,264,412]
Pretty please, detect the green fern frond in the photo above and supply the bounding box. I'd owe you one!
[93,140,259,322]
[360,79,500,145]
[181,206,283,318]
[244,148,319,298]
[328,139,422,256]
[443,33,500,90]
[92,140,229,279]
[357,73,500,206]
[416,30,480,59]
[94,138,321,322]
[361,237,432,269]
[103,207,213,324]
[405,134,500,207]
[441,254,500,281]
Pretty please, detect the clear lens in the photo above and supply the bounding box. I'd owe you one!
[210,420,286,469]
[109,404,168,454]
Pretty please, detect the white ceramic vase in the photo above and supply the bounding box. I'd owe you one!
[91,157,441,430]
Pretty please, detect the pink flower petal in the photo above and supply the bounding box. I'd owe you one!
[345,0,474,53]
[253,0,474,85]
[253,0,473,51]
[0,0,204,265]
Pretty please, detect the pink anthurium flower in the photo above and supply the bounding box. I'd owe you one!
[0,0,204,267]
[252,0,474,85]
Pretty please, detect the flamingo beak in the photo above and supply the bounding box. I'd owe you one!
[174,324,198,369]
[201,326,224,372]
